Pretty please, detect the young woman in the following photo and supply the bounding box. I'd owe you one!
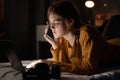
[28,0,120,75]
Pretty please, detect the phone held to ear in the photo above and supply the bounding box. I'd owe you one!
[45,26,54,40]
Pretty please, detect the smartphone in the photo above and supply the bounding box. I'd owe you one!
[45,26,54,39]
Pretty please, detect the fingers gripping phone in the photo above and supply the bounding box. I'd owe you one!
[45,26,54,39]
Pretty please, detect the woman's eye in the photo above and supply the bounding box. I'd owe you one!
[55,22,60,26]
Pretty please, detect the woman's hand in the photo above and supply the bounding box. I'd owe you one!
[44,26,59,49]
[44,35,59,49]
[26,59,43,69]
[26,59,50,69]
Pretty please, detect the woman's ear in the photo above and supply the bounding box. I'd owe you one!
[67,19,74,26]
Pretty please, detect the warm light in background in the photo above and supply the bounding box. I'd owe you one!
[85,0,95,8]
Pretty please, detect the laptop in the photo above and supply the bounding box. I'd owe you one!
[0,40,52,80]
[0,40,26,72]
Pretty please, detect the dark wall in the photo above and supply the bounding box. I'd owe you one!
[3,0,49,60]
[35,0,47,25]
[4,0,36,60]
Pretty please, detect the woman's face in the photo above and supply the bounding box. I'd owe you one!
[48,13,69,38]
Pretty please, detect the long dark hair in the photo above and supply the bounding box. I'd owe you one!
[47,0,83,30]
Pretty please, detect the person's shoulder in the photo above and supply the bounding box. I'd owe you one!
[79,24,99,35]
[78,24,99,37]
[79,24,96,31]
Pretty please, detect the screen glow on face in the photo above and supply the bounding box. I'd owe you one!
[46,20,63,29]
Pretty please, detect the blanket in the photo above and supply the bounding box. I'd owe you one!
[0,62,120,80]
[0,63,23,80]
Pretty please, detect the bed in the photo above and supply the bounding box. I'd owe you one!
[0,61,120,80]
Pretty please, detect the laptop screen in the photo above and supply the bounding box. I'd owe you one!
[0,40,13,62]
[0,40,25,72]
